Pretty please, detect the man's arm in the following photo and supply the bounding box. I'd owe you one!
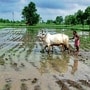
[69,35,74,40]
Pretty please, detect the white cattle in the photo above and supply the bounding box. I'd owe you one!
[39,32,69,53]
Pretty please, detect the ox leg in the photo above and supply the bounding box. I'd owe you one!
[40,45,47,53]
[64,44,70,54]
[47,45,50,54]
[59,45,64,52]
[60,44,65,51]
[63,44,67,51]
[66,44,70,51]
[43,45,48,52]
[51,45,54,53]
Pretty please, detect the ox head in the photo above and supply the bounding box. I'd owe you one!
[37,30,47,41]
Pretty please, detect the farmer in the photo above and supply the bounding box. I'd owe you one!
[71,31,80,52]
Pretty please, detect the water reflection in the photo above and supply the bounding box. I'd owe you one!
[23,28,38,46]
[39,52,70,74]
[71,53,79,75]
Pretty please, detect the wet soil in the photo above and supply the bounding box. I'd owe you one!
[0,28,90,90]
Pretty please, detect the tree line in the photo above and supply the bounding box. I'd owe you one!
[64,7,90,26]
[22,2,90,26]
[0,18,12,23]
[0,1,90,26]
[0,18,23,23]
[46,7,90,26]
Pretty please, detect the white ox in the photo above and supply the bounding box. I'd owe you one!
[39,32,69,53]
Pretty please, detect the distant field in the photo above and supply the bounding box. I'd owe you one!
[0,22,90,30]
[0,22,25,29]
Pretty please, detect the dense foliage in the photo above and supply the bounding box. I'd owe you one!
[64,6,90,26]
[55,16,63,24]
[22,2,40,25]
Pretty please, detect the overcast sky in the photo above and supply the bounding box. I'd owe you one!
[0,0,90,21]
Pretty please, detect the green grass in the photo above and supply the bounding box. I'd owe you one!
[0,22,26,29]
[0,22,90,31]
[80,36,90,51]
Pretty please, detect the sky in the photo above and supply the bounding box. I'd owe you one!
[0,0,90,21]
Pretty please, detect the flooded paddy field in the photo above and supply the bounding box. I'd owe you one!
[0,28,90,90]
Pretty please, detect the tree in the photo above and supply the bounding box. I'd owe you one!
[84,6,90,19]
[55,16,63,24]
[46,20,54,24]
[64,15,76,25]
[84,6,90,29]
[84,6,90,24]
[87,16,90,30]
[0,18,11,23]
[75,10,84,25]
[22,2,40,25]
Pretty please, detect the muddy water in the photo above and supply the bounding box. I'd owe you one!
[0,28,90,90]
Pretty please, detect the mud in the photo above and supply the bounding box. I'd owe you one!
[0,28,90,90]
